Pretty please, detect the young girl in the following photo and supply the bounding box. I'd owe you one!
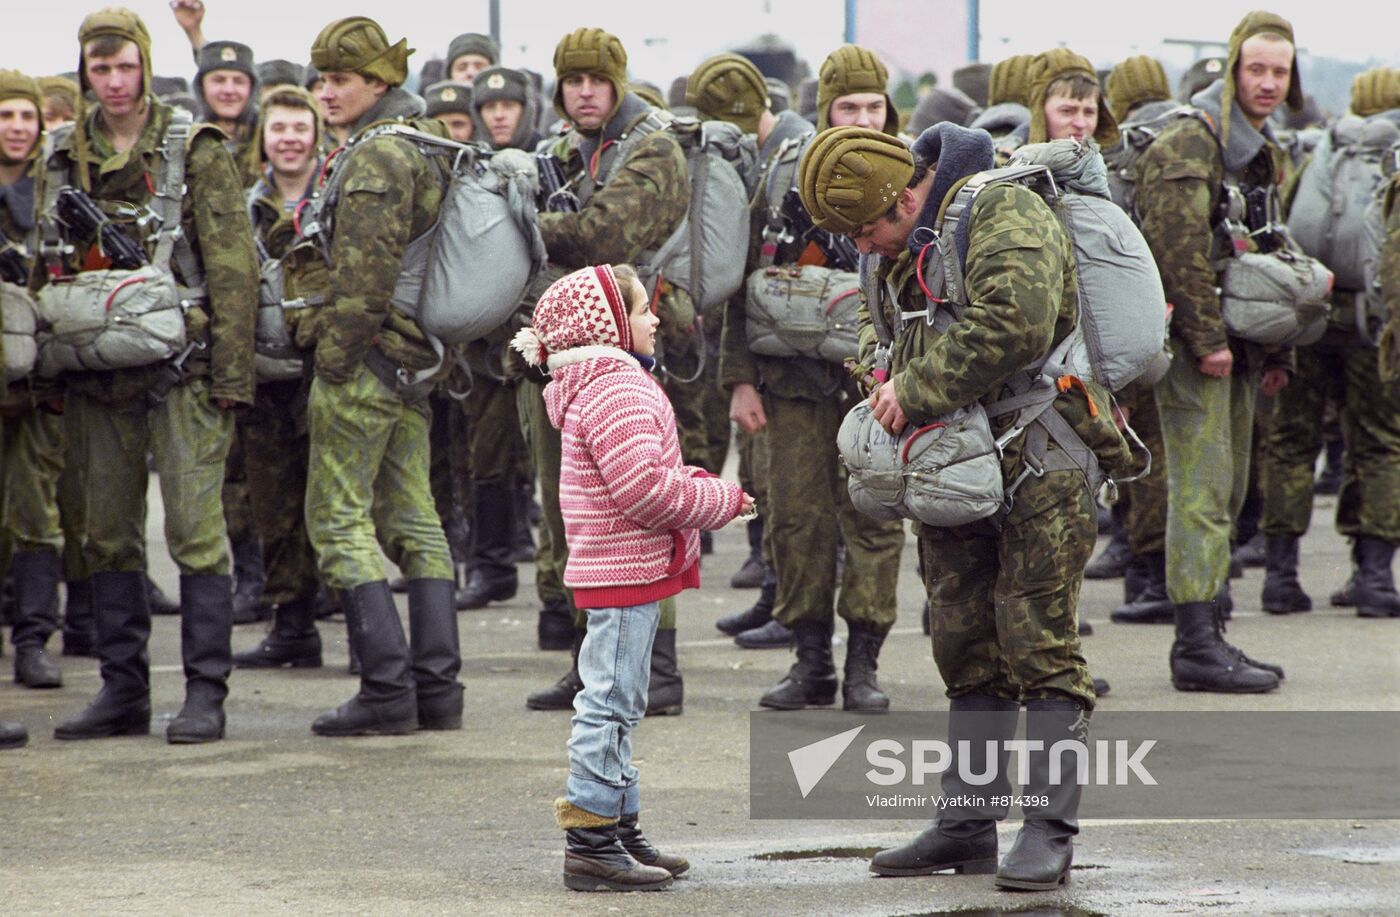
[513,264,753,892]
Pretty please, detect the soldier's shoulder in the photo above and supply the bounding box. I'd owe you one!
[1144,114,1220,165]
[971,180,1057,231]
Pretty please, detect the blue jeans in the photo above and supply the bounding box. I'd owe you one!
[566,601,660,818]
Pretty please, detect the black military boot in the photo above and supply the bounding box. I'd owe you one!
[167,574,234,744]
[1232,532,1267,568]
[538,598,576,651]
[408,579,464,730]
[557,800,673,892]
[54,571,152,739]
[230,539,268,624]
[729,518,766,588]
[842,624,889,713]
[1353,537,1400,618]
[645,627,683,717]
[996,700,1087,891]
[1084,504,1130,579]
[146,573,180,616]
[617,812,690,877]
[1122,553,1151,605]
[1170,601,1280,693]
[1110,552,1174,624]
[10,550,64,688]
[1261,535,1312,613]
[510,481,536,565]
[870,694,1017,877]
[232,598,322,668]
[717,574,774,636]
[527,624,585,711]
[61,579,98,657]
[0,720,28,749]
[312,581,418,736]
[1331,570,1358,608]
[455,484,520,610]
[759,620,837,710]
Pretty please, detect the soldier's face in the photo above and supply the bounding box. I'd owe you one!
[203,69,253,122]
[482,99,524,146]
[435,112,475,143]
[262,104,316,177]
[561,73,615,131]
[84,40,144,118]
[626,281,658,356]
[1235,35,1293,125]
[41,97,73,129]
[849,186,921,259]
[0,99,41,163]
[450,54,492,86]
[318,71,388,127]
[829,92,886,130]
[1043,91,1098,142]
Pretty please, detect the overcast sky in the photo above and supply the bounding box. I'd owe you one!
[12,0,1397,86]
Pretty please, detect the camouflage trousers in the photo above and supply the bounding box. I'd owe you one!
[763,391,903,635]
[221,425,257,546]
[58,405,88,581]
[305,362,453,589]
[737,428,774,566]
[1155,339,1256,604]
[1,409,65,555]
[241,379,319,606]
[71,380,233,575]
[428,390,470,539]
[919,468,1096,710]
[1262,342,1400,542]
[462,372,526,487]
[518,378,575,621]
[1123,389,1167,556]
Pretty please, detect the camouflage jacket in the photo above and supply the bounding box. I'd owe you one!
[860,180,1132,481]
[43,101,258,408]
[1379,171,1400,381]
[248,167,326,354]
[717,110,852,402]
[1134,98,1294,374]
[1,169,64,411]
[311,89,449,385]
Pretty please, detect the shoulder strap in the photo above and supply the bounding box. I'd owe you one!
[150,109,198,287]
[586,109,672,198]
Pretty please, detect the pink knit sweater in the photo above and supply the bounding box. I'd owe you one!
[543,347,746,609]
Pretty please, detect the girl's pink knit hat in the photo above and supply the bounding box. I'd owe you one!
[510,265,633,366]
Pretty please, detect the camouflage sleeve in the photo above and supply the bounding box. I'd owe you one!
[891,184,1063,419]
[1135,121,1229,359]
[1380,176,1400,382]
[315,137,437,385]
[537,131,689,268]
[184,132,259,405]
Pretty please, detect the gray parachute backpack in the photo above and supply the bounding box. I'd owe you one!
[1288,112,1400,336]
[304,126,546,385]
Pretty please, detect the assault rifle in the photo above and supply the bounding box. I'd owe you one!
[0,241,29,285]
[54,186,149,269]
[779,187,860,272]
[533,152,580,213]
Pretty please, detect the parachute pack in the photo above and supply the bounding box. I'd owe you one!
[304,125,546,391]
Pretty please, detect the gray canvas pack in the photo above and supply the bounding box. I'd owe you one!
[745,264,861,363]
[35,110,205,376]
[1219,250,1332,347]
[595,110,755,310]
[306,127,546,390]
[0,282,38,382]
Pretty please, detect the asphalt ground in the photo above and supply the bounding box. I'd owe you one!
[1,483,1397,916]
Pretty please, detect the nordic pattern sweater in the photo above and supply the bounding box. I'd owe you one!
[543,346,746,609]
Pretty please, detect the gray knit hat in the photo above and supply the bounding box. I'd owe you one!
[447,32,499,70]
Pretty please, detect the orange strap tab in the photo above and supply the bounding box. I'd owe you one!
[1056,375,1099,418]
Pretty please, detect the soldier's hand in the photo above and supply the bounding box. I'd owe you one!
[215,398,236,410]
[170,0,205,36]
[1259,368,1289,396]
[730,383,767,434]
[1197,348,1234,378]
[869,382,907,435]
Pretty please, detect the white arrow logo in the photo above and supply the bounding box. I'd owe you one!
[788,725,866,799]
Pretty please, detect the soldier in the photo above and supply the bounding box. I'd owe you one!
[423,81,474,143]
[302,16,463,736]
[1260,67,1400,618]
[230,87,328,669]
[969,54,1033,163]
[1134,11,1300,692]
[0,70,66,689]
[38,76,79,130]
[453,66,540,616]
[524,28,690,716]
[194,40,258,161]
[256,60,309,99]
[801,122,1131,888]
[48,8,258,743]
[1101,55,1180,624]
[445,33,498,86]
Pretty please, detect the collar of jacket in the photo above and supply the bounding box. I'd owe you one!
[909,122,996,255]
[576,92,652,170]
[349,85,428,138]
[759,109,813,161]
[1192,80,1274,174]
[545,344,640,371]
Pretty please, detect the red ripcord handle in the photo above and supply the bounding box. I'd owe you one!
[825,288,859,317]
[104,275,147,312]
[901,422,946,464]
[916,241,947,305]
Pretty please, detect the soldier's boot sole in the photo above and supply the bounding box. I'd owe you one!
[759,676,838,710]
